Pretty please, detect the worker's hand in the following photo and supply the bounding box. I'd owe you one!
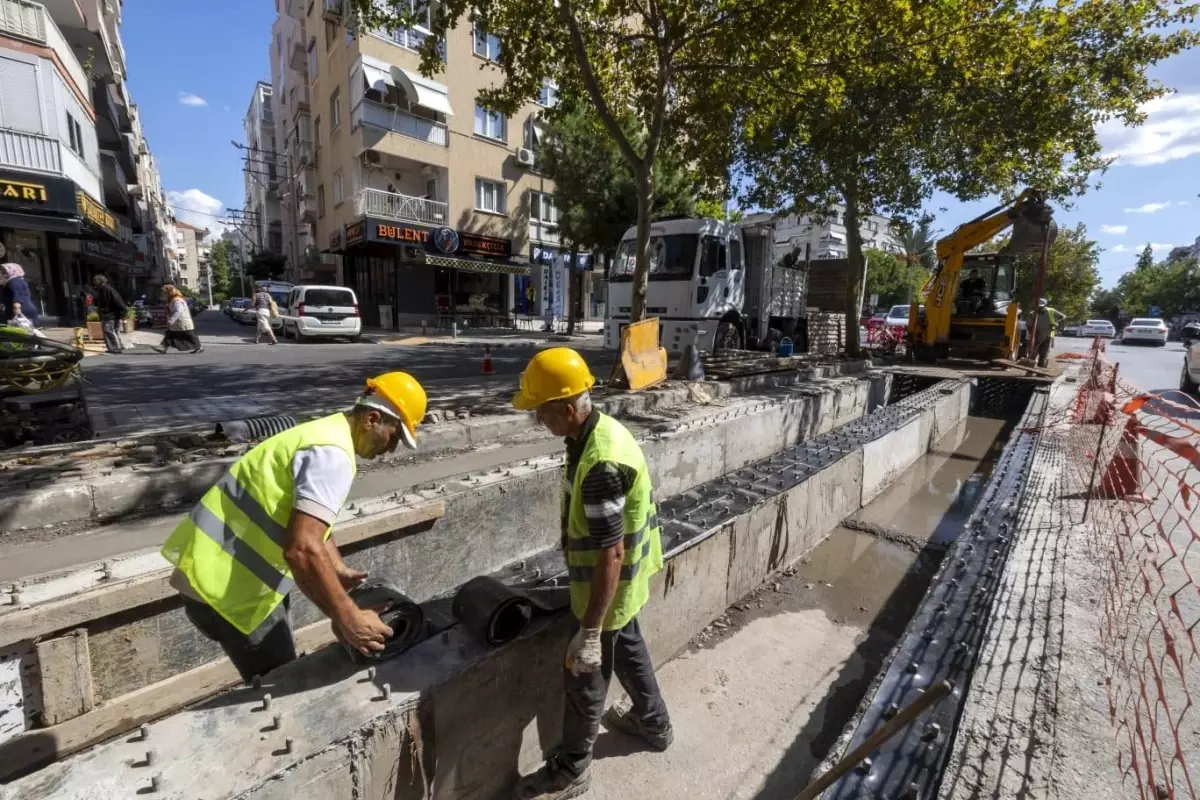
[336,607,393,656]
[566,626,603,676]
[333,563,368,591]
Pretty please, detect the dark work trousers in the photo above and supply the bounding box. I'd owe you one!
[101,315,124,353]
[1036,337,1051,367]
[182,595,297,683]
[555,616,670,777]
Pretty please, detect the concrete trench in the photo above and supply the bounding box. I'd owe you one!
[1,375,992,798]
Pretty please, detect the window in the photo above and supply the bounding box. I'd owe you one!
[611,235,700,280]
[530,191,557,225]
[330,89,341,129]
[472,24,502,61]
[307,38,318,78]
[65,112,84,156]
[324,19,336,49]
[475,178,506,214]
[385,0,432,52]
[699,236,728,278]
[318,184,326,217]
[536,79,558,108]
[333,171,344,205]
[425,176,437,200]
[524,117,545,151]
[313,116,322,149]
[473,103,506,141]
[729,238,743,271]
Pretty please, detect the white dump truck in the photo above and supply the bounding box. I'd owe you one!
[603,217,807,354]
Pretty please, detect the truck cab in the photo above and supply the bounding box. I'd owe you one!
[605,218,747,353]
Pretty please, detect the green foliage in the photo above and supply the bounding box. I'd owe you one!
[738,0,1196,354]
[897,219,937,272]
[1090,288,1123,322]
[209,240,233,303]
[537,106,700,255]
[863,249,927,309]
[246,250,286,281]
[1136,243,1155,272]
[347,0,771,321]
[1008,224,1100,322]
[1114,253,1200,319]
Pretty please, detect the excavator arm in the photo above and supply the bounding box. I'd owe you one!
[911,189,1055,352]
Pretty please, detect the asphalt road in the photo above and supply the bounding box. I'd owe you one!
[1054,334,1186,394]
[79,312,613,409]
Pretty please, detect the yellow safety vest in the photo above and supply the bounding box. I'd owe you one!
[565,413,663,630]
[161,413,357,635]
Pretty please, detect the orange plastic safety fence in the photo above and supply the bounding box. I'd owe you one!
[1053,347,1200,799]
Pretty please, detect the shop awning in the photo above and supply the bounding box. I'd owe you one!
[0,210,81,236]
[389,66,454,117]
[424,254,529,276]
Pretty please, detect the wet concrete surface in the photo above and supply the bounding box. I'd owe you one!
[587,416,1010,800]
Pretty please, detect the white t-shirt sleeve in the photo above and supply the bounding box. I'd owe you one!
[291,446,355,525]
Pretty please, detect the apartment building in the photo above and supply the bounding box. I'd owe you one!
[745,207,906,265]
[242,80,283,257]
[270,0,562,329]
[173,220,207,291]
[0,0,173,323]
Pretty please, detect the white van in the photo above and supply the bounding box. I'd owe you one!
[279,285,362,342]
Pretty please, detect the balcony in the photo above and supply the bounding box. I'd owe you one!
[529,221,561,246]
[354,188,447,226]
[2,0,89,94]
[351,99,447,149]
[290,84,310,117]
[321,0,342,20]
[0,128,62,174]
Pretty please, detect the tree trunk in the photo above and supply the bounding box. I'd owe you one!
[567,244,580,336]
[841,192,866,358]
[631,164,654,323]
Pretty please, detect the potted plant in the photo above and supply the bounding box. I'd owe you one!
[122,307,136,333]
[86,311,102,341]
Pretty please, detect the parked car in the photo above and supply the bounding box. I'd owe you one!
[1081,319,1116,338]
[1060,322,1082,337]
[1181,333,1200,394]
[1182,322,1200,348]
[1121,317,1169,346]
[885,304,922,332]
[279,285,362,342]
[227,297,250,318]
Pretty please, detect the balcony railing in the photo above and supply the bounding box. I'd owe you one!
[0,0,46,41]
[529,221,561,246]
[352,99,447,148]
[0,128,61,174]
[355,188,447,226]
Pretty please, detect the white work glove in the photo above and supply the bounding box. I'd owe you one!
[566,626,603,676]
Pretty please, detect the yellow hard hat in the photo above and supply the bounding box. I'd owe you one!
[361,371,427,448]
[512,347,595,411]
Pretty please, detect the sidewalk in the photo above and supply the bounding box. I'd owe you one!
[367,318,604,348]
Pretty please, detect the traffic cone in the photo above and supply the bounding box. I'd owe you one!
[482,344,494,376]
[1098,415,1141,498]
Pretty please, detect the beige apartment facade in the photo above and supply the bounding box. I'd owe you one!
[291,0,564,329]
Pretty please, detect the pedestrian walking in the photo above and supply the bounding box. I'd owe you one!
[90,274,128,354]
[252,284,278,345]
[511,348,673,800]
[1,263,38,328]
[160,372,427,681]
[153,284,203,353]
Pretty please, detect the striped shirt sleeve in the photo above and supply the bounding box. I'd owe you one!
[580,461,637,549]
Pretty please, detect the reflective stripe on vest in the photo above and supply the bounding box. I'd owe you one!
[161,413,356,635]
[564,413,663,630]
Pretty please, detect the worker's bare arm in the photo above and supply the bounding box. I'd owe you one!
[285,511,390,653]
[324,537,367,589]
[582,540,624,630]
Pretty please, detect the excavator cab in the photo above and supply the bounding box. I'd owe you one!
[910,189,1056,363]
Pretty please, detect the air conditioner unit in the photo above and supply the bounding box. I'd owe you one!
[361,150,382,166]
[516,148,536,168]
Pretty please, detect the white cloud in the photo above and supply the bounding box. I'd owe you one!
[178,91,208,107]
[1124,202,1173,214]
[1151,243,1176,251]
[1098,93,1200,166]
[166,189,226,237]
[1100,224,1128,235]
[1110,244,1129,253]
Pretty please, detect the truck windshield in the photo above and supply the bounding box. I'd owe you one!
[611,235,699,281]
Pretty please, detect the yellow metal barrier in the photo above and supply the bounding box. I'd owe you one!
[616,317,668,392]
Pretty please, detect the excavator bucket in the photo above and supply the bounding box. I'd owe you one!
[618,318,668,392]
[1002,195,1057,256]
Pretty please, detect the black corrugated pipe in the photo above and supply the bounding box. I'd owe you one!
[215,415,300,443]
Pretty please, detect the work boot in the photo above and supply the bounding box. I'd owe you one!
[602,706,674,751]
[512,760,591,800]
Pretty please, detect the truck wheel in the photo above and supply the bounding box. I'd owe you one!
[715,322,741,352]
[1181,362,1198,395]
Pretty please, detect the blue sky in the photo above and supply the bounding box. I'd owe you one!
[121,2,1199,287]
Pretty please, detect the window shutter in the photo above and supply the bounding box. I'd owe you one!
[0,56,43,133]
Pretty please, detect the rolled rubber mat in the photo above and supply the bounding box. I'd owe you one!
[344,577,425,663]
[452,576,571,646]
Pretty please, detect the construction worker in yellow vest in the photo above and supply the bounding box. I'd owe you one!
[161,372,427,682]
[511,348,673,800]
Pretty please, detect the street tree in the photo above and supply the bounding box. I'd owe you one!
[863,248,927,309]
[1090,288,1123,323]
[350,0,774,322]
[1010,224,1101,323]
[209,240,233,303]
[1116,252,1200,318]
[246,250,286,282]
[740,0,1196,356]
[897,219,937,272]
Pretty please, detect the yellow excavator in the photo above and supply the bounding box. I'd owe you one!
[908,189,1056,362]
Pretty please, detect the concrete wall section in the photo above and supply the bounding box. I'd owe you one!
[861,417,924,505]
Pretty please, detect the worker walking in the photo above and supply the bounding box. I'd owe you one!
[161,372,427,682]
[1033,298,1066,367]
[511,348,673,800]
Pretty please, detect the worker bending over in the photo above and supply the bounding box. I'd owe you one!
[511,348,673,800]
[161,372,427,681]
